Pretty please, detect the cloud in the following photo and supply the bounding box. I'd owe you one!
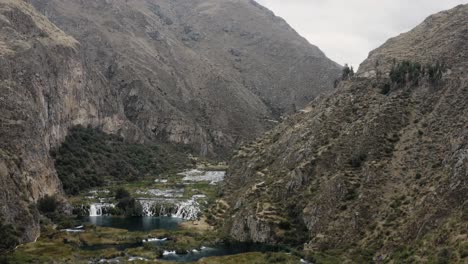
[256,0,468,68]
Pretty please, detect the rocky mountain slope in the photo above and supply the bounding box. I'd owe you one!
[31,0,341,156]
[221,5,467,262]
[0,0,139,244]
[0,0,339,245]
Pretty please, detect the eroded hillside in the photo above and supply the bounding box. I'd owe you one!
[221,4,468,263]
[32,0,341,156]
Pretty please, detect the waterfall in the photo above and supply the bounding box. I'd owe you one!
[173,198,200,219]
[89,204,98,216]
[137,196,202,220]
[140,199,158,217]
[89,203,114,216]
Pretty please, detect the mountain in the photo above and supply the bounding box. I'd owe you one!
[31,0,341,157]
[221,5,467,262]
[0,0,339,244]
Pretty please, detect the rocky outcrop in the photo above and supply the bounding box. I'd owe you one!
[222,5,468,262]
[31,0,341,157]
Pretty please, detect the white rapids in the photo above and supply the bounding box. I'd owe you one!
[178,169,225,185]
[138,195,203,220]
[89,203,115,216]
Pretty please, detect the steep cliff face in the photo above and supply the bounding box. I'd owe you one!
[0,0,82,242]
[222,5,467,262]
[31,0,341,156]
[0,0,140,242]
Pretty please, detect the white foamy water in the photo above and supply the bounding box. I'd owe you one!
[62,225,85,233]
[137,195,203,220]
[143,237,168,243]
[135,189,184,198]
[89,203,115,216]
[178,169,225,185]
[128,256,149,262]
[163,250,177,256]
[154,179,168,183]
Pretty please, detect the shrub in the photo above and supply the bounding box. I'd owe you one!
[381,82,391,95]
[436,248,451,264]
[415,173,422,180]
[0,217,19,254]
[390,60,422,86]
[390,60,445,87]
[37,195,60,214]
[116,197,142,216]
[460,242,468,258]
[341,63,354,80]
[278,220,291,230]
[349,152,367,168]
[114,188,131,200]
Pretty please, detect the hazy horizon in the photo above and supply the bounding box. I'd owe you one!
[256,0,468,68]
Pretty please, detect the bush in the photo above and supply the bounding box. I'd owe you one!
[390,60,422,86]
[0,217,19,254]
[116,197,142,217]
[115,188,131,200]
[460,243,468,258]
[342,64,354,80]
[349,152,367,168]
[436,248,451,264]
[390,60,445,87]
[380,82,391,95]
[37,195,60,214]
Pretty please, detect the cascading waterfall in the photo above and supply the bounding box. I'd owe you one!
[173,198,200,219]
[89,203,115,216]
[137,196,203,220]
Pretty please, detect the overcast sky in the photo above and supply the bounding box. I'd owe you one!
[256,0,468,68]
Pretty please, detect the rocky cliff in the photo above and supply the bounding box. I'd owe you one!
[0,0,141,243]
[31,0,341,157]
[0,0,339,244]
[222,5,467,262]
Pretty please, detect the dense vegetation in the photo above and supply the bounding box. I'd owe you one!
[37,195,60,214]
[389,60,445,87]
[52,126,190,195]
[36,195,78,229]
[113,188,142,216]
[0,215,19,254]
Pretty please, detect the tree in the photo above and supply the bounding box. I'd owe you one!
[37,195,60,214]
[342,63,351,80]
[115,187,131,200]
[341,64,355,80]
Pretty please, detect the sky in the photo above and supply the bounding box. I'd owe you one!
[256,0,468,68]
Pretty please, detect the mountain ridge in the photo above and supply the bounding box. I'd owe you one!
[221,4,468,262]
